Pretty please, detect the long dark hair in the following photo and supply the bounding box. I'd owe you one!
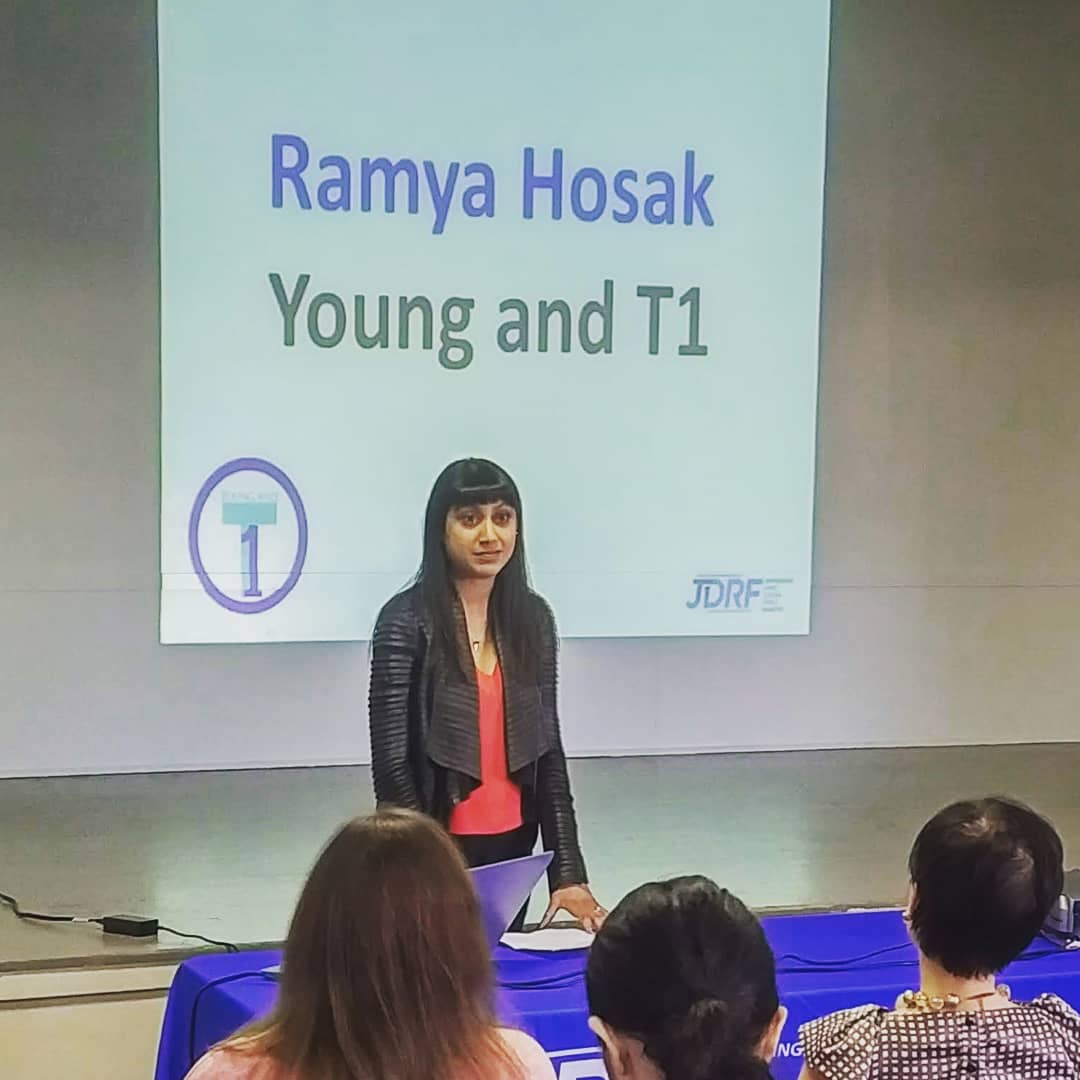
[226,809,519,1080]
[587,877,777,1080]
[418,458,543,679]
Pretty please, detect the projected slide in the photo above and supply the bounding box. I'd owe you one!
[159,1,830,644]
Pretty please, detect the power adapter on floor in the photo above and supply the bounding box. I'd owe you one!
[100,914,159,938]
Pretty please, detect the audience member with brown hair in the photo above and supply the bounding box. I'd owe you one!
[185,808,554,1080]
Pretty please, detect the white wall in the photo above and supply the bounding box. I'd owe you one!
[4,1,1080,776]
[0,964,174,1080]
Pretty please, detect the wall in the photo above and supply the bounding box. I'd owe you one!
[3,1,1080,775]
[0,964,174,1080]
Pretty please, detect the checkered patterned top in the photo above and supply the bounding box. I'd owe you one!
[800,994,1080,1079]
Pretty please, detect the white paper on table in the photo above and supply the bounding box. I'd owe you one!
[501,928,594,951]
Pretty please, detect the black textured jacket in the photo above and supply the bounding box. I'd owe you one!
[368,585,587,889]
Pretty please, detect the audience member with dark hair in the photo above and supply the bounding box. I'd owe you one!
[586,876,786,1080]
[800,796,1080,1080]
[185,809,554,1080]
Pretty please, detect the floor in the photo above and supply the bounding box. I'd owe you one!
[2,743,1077,971]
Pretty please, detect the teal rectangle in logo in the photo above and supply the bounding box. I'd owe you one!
[222,500,277,526]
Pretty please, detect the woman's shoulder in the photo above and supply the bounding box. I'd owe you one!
[526,590,557,635]
[373,585,425,642]
[799,1005,887,1078]
[375,583,421,622]
[1028,992,1080,1021]
[184,1046,287,1080]
[527,590,554,616]
[1027,993,1080,1035]
[496,1028,557,1079]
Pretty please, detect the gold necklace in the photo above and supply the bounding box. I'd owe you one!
[899,985,1011,1012]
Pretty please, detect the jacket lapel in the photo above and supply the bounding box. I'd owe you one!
[423,607,555,781]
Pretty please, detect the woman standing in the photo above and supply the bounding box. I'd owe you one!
[369,458,603,930]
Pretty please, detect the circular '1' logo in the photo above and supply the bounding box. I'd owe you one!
[187,457,308,614]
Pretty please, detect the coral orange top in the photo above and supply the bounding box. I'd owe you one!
[448,665,523,836]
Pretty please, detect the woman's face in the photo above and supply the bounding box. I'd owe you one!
[444,501,517,580]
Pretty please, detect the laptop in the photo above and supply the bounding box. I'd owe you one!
[470,851,553,948]
[263,850,553,975]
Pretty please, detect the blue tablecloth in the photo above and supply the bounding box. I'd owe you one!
[155,910,1080,1080]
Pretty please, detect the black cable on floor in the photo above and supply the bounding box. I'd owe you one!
[0,890,100,924]
[2,888,238,952]
[159,924,239,953]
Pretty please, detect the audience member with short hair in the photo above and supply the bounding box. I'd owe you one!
[185,808,554,1080]
[586,875,786,1080]
[800,796,1080,1080]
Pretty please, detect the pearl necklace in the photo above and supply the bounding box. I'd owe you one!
[899,985,1011,1012]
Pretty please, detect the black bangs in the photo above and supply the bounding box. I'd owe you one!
[439,459,520,511]
[436,455,524,514]
[447,480,517,510]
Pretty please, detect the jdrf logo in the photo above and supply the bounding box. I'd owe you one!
[188,457,308,615]
[686,575,763,611]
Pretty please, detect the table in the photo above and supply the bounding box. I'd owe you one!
[156,910,1080,1080]
[154,944,597,1080]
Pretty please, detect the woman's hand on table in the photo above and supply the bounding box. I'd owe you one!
[540,884,607,933]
